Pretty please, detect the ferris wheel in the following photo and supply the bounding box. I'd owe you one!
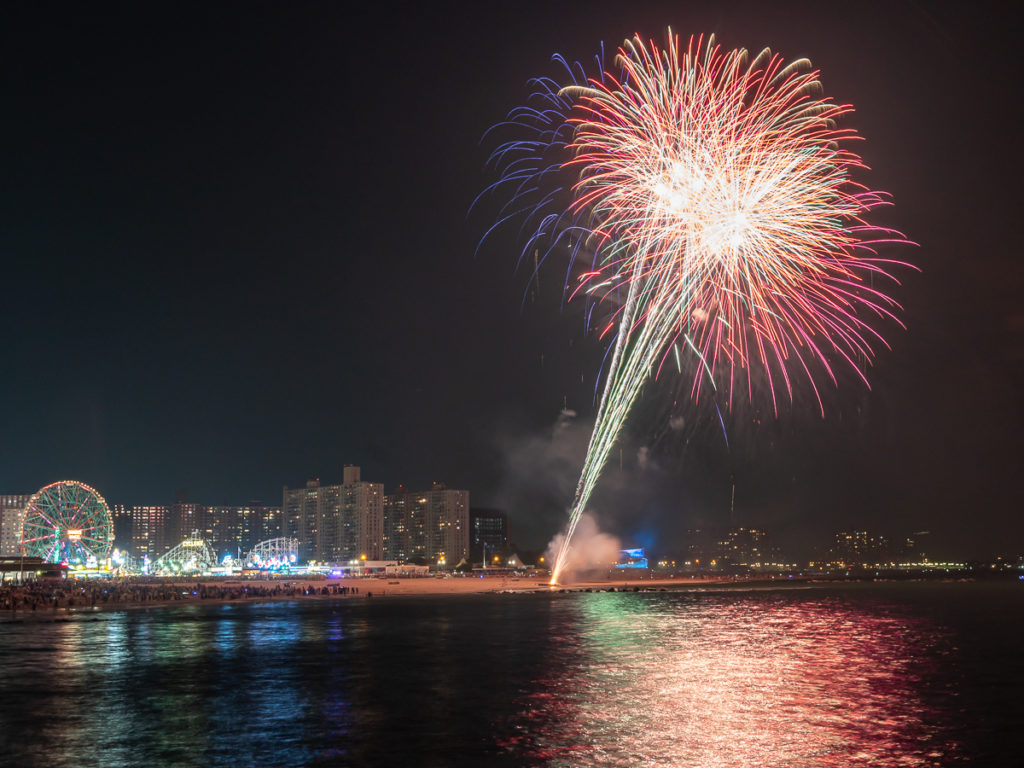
[21,480,115,565]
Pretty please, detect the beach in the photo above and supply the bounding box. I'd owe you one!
[0,572,752,618]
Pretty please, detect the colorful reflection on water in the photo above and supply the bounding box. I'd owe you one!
[500,591,960,766]
[0,584,1019,767]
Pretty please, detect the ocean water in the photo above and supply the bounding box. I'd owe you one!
[0,582,1021,767]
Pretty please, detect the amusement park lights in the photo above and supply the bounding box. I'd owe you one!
[20,480,115,565]
[246,537,300,571]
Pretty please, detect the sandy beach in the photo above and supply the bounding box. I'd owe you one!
[1,573,761,620]
[339,573,741,596]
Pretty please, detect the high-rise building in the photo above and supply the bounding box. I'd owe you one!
[108,504,134,551]
[425,484,469,567]
[469,507,507,566]
[0,494,31,555]
[715,527,771,570]
[249,503,283,546]
[167,502,208,548]
[163,500,281,559]
[131,505,170,558]
[335,467,384,561]
[383,489,404,561]
[384,485,428,563]
[384,483,469,567]
[283,480,322,559]
[283,466,384,562]
[829,531,892,568]
[208,505,248,558]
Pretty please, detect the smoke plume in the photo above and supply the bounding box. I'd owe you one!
[546,512,621,583]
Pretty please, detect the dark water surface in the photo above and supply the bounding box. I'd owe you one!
[0,582,1021,767]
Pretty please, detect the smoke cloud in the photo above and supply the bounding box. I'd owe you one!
[492,408,594,547]
[546,512,621,583]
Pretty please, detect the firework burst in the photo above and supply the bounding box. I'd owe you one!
[481,31,913,584]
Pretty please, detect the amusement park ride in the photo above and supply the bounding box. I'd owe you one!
[15,479,301,576]
[148,536,298,575]
[20,480,115,567]
[150,534,219,574]
[246,537,299,570]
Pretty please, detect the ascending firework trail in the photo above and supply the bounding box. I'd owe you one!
[479,32,913,584]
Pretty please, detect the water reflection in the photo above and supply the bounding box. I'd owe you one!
[503,592,960,766]
[0,587,984,767]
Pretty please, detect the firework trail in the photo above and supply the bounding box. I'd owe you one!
[480,32,912,584]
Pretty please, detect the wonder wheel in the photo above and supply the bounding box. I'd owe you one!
[21,480,114,565]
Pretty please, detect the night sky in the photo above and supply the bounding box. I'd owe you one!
[1,1,1020,559]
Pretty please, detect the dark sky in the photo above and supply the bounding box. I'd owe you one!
[1,1,1021,559]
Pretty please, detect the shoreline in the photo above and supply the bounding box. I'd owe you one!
[0,574,750,620]
[0,574,994,622]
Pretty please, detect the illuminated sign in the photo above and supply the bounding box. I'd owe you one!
[616,547,648,569]
[67,529,83,541]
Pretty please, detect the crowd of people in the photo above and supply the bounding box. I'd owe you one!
[0,578,364,613]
